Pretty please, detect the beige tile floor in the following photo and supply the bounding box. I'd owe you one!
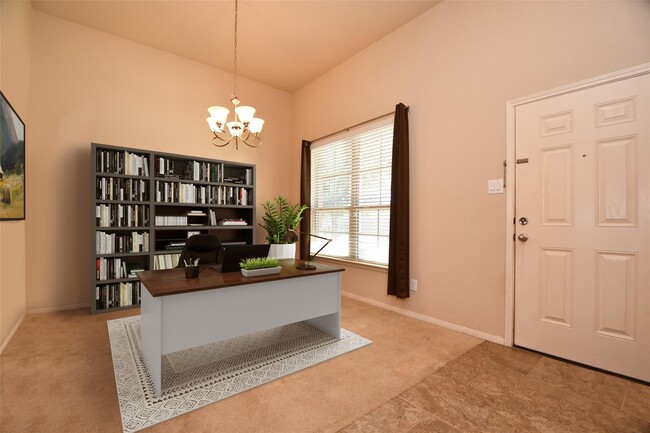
[2,298,649,433]
[338,342,650,433]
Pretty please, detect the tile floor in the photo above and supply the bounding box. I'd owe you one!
[338,342,650,433]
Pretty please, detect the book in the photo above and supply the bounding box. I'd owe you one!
[218,218,247,226]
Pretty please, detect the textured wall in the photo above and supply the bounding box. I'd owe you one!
[0,0,32,349]
[292,1,650,338]
[25,12,293,311]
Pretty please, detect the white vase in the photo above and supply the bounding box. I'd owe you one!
[268,243,296,259]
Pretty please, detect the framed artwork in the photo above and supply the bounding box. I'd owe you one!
[0,91,26,220]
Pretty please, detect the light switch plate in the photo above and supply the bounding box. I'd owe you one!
[488,179,504,194]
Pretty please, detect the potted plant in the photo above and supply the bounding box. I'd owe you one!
[240,257,281,277]
[259,195,308,259]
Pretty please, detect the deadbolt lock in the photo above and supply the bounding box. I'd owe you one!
[519,217,528,225]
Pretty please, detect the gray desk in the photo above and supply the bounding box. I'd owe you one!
[137,260,344,397]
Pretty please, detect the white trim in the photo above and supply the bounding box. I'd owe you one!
[504,100,516,347]
[504,62,650,348]
[508,62,650,107]
[342,291,505,344]
[0,313,25,354]
[27,302,89,315]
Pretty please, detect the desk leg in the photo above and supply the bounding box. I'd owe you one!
[306,274,341,339]
[307,311,341,339]
[140,285,162,398]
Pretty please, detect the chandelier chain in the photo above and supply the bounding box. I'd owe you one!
[232,0,238,100]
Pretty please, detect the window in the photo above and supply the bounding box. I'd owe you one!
[311,119,393,266]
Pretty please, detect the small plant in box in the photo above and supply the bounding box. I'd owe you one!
[239,257,279,270]
[240,257,282,277]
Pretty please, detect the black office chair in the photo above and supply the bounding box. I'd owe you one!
[177,234,221,267]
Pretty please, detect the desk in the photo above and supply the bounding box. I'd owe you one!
[137,259,344,397]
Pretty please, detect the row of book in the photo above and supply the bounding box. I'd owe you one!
[96,231,150,254]
[96,204,150,228]
[155,215,189,226]
[154,253,181,270]
[154,182,252,205]
[96,177,149,201]
[95,257,145,281]
[154,210,207,227]
[185,161,219,182]
[154,157,252,185]
[155,158,224,182]
[96,149,150,177]
[95,282,141,310]
[222,186,251,206]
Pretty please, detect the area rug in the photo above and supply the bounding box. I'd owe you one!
[108,316,372,433]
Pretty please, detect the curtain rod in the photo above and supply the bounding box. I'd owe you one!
[311,106,410,144]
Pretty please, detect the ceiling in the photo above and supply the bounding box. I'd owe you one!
[31,0,439,93]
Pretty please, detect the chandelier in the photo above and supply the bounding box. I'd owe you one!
[206,0,264,149]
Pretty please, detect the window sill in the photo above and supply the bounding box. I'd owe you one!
[312,256,388,273]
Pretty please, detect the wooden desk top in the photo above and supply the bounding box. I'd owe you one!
[136,259,345,297]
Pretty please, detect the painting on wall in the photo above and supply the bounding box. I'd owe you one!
[0,91,26,220]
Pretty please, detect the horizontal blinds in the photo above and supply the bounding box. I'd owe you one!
[311,122,393,266]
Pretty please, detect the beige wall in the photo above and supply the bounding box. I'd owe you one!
[4,1,650,342]
[0,0,32,349]
[25,12,293,311]
[293,1,650,338]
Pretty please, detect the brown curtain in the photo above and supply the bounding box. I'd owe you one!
[387,103,410,298]
[299,140,312,260]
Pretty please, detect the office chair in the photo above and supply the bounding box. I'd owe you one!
[177,234,222,267]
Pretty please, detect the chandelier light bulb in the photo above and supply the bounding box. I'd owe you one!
[207,106,230,130]
[227,121,244,137]
[248,118,264,134]
[234,106,256,124]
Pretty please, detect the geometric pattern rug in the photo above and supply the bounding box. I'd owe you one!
[108,316,372,433]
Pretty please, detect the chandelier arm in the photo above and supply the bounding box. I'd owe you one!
[242,134,262,148]
[212,133,233,147]
[212,131,230,142]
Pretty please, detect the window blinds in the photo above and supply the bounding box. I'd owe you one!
[311,121,393,266]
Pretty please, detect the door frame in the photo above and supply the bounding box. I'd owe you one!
[504,62,650,347]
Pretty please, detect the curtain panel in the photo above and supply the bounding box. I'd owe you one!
[299,140,312,260]
[387,103,410,298]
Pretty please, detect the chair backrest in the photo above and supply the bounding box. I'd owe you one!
[178,234,221,267]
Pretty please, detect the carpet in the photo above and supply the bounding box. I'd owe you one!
[107,316,372,433]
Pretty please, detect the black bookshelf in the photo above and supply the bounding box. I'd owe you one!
[91,143,256,314]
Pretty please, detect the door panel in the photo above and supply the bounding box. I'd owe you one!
[514,73,649,381]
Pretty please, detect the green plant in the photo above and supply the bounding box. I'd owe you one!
[259,195,308,244]
[239,257,279,270]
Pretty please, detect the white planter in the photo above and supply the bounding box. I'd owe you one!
[268,243,296,259]
[241,266,282,277]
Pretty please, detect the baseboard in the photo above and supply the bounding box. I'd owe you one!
[341,291,505,345]
[27,302,89,315]
[0,313,25,354]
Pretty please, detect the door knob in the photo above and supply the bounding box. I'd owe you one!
[517,234,529,242]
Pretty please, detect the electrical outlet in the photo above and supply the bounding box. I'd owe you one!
[410,279,417,291]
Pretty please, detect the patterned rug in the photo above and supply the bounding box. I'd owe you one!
[108,316,372,433]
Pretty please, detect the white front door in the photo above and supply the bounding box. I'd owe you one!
[514,72,650,381]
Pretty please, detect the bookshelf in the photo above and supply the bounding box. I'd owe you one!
[91,143,256,314]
